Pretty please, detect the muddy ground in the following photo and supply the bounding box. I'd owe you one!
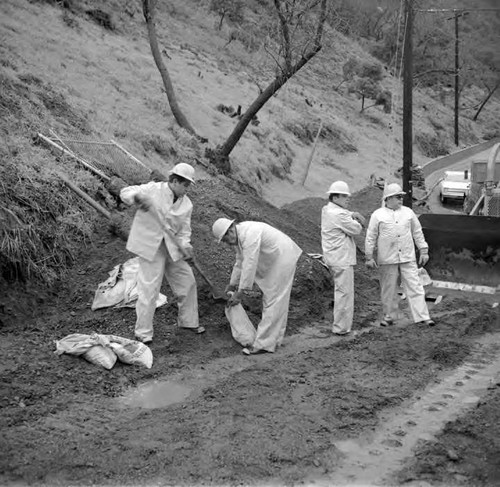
[1,181,499,486]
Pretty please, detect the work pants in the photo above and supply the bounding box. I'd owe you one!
[330,265,354,334]
[379,261,430,323]
[252,255,299,352]
[135,242,199,341]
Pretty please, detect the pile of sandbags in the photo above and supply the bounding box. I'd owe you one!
[54,333,153,369]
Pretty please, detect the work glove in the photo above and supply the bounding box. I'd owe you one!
[352,211,366,226]
[226,290,243,307]
[365,257,378,269]
[133,194,151,212]
[225,284,237,295]
[418,250,429,267]
[181,245,194,263]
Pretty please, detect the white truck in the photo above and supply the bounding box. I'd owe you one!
[438,170,470,204]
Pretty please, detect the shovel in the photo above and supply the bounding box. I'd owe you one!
[147,205,227,302]
[58,174,227,302]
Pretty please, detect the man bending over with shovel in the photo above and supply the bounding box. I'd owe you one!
[120,163,205,344]
[212,218,302,355]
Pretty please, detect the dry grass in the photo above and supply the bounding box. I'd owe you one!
[0,67,101,285]
[0,160,96,284]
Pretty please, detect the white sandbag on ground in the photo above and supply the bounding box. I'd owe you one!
[55,333,117,369]
[91,257,167,310]
[225,304,256,347]
[107,335,153,369]
[55,333,153,369]
[83,345,117,370]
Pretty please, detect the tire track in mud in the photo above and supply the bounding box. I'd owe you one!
[304,332,500,487]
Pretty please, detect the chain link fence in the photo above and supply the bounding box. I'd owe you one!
[42,131,151,184]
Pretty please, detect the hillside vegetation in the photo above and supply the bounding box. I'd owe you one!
[0,0,499,288]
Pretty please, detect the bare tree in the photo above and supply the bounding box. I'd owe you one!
[142,0,200,138]
[208,0,328,171]
[473,81,500,121]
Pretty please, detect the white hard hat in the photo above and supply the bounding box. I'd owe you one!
[383,183,406,199]
[326,180,351,196]
[212,218,235,242]
[169,163,195,183]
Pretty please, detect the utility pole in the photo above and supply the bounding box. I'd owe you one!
[454,11,459,146]
[416,8,500,145]
[402,0,413,208]
[450,11,468,146]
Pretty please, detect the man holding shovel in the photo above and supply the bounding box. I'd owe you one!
[120,162,204,343]
[212,218,302,355]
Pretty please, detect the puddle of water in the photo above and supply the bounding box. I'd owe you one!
[120,380,192,409]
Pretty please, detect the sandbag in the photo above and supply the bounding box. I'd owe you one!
[107,335,153,369]
[55,333,107,356]
[91,257,167,310]
[55,333,152,369]
[55,333,117,369]
[225,304,256,347]
[83,345,117,370]
[419,267,432,287]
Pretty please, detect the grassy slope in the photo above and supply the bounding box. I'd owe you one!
[3,0,498,197]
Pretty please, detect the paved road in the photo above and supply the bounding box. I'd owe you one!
[424,147,494,215]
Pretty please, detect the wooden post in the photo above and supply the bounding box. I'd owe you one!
[454,12,460,146]
[301,120,323,186]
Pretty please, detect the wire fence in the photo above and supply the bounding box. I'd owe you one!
[46,131,151,184]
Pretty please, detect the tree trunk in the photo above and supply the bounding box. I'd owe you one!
[142,0,199,137]
[217,46,322,158]
[473,82,499,122]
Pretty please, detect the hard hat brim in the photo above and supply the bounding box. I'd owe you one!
[384,191,406,199]
[168,170,195,184]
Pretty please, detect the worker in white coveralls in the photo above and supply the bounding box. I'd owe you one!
[212,218,302,355]
[120,163,204,344]
[321,181,366,335]
[365,182,435,327]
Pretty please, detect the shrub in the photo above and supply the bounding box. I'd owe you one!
[415,133,450,158]
[141,135,173,157]
[210,0,244,29]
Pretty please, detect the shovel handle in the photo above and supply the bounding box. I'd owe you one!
[147,205,221,294]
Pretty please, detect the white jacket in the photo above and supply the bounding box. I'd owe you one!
[321,202,362,267]
[365,206,428,265]
[120,181,193,262]
[230,222,302,292]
